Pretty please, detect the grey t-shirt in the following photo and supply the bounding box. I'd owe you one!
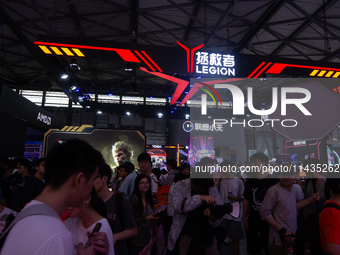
[118,172,138,198]
[105,192,137,255]
[260,182,304,246]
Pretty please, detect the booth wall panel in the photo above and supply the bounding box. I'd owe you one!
[81,110,94,126]
[145,118,155,131]
[0,112,27,158]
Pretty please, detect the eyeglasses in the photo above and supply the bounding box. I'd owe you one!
[139,181,150,185]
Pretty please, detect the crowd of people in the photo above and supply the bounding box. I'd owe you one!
[0,140,339,255]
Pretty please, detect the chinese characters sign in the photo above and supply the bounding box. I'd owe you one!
[195,52,236,76]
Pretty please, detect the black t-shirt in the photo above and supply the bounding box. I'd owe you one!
[244,177,279,222]
[104,192,137,255]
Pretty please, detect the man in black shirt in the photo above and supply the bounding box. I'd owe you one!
[94,163,137,255]
[243,153,278,255]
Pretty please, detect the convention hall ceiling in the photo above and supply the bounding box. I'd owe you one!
[1,0,340,102]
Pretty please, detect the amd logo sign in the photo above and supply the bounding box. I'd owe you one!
[37,112,51,126]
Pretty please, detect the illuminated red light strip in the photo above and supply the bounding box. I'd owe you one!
[140,67,189,104]
[177,41,190,73]
[247,62,266,78]
[134,51,155,71]
[141,51,163,72]
[253,62,272,78]
[267,63,340,74]
[34,41,140,62]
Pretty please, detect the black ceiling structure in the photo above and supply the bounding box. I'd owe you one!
[1,0,340,103]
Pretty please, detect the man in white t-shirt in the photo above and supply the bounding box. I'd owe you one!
[1,139,109,255]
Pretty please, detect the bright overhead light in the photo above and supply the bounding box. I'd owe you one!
[86,106,91,109]
[61,74,68,79]
[126,112,131,116]
[158,113,163,118]
[70,85,77,91]
[185,114,190,119]
[97,111,102,114]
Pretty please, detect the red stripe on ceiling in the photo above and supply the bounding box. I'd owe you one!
[140,67,189,104]
[141,51,163,72]
[266,63,340,74]
[134,51,155,71]
[253,62,272,78]
[34,41,140,62]
[247,62,266,78]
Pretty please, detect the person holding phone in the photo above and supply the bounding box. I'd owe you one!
[129,174,159,255]
[64,188,115,255]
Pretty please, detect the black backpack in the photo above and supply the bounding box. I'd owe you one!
[293,203,340,255]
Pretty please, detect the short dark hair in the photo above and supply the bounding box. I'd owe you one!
[219,160,235,168]
[166,159,177,170]
[200,157,215,166]
[137,153,151,163]
[98,163,113,186]
[45,139,104,189]
[179,163,190,172]
[250,153,269,165]
[119,161,135,173]
[34,158,46,168]
[18,158,30,169]
[327,178,340,195]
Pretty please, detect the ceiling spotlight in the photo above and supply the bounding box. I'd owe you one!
[61,74,68,79]
[158,113,163,118]
[70,58,79,70]
[126,112,131,116]
[185,114,190,119]
[86,105,91,109]
[97,111,102,115]
[171,111,174,113]
[125,62,133,72]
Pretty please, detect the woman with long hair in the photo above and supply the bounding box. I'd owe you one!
[129,173,159,255]
[64,188,115,255]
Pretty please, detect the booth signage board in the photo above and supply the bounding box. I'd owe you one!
[35,35,340,80]
[0,85,65,130]
[24,141,43,160]
[44,126,145,169]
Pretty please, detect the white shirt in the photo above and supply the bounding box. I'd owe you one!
[1,200,74,255]
[220,178,244,221]
[64,217,115,255]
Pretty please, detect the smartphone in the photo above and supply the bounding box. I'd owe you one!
[84,222,102,248]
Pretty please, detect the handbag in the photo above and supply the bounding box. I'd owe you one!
[139,223,166,255]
